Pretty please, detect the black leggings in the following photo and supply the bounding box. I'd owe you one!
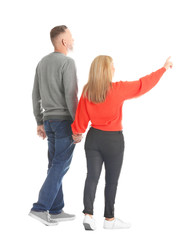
[83,127,124,218]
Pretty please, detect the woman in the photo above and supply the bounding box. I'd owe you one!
[71,56,173,230]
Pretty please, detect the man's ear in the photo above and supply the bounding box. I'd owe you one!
[62,39,67,46]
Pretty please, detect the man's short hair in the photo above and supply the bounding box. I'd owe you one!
[50,25,68,44]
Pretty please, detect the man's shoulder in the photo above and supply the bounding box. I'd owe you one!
[36,53,75,72]
[37,53,73,69]
[61,56,76,70]
[39,52,53,61]
[39,52,74,62]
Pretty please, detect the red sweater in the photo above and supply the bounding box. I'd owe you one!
[71,67,166,133]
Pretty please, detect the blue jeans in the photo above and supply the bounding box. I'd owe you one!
[31,120,75,214]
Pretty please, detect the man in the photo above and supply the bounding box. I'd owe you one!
[29,25,78,226]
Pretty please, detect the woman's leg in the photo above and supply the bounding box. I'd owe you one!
[83,149,103,215]
[101,132,125,219]
[83,128,104,216]
[104,151,124,219]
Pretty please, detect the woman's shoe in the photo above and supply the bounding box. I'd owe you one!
[83,215,96,230]
[103,218,131,229]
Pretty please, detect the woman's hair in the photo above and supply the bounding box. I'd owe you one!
[83,55,113,103]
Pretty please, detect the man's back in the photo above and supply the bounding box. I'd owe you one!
[32,52,78,125]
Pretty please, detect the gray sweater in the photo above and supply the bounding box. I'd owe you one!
[32,52,78,125]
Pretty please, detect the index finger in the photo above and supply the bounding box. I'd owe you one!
[166,56,171,61]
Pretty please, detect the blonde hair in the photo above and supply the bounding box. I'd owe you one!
[83,55,113,103]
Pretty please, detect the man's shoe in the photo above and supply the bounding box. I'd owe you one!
[29,210,58,226]
[83,215,96,230]
[103,218,131,229]
[50,210,76,222]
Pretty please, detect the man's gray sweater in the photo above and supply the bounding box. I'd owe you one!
[32,52,78,125]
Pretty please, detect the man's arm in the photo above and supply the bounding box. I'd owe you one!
[32,66,44,125]
[32,66,46,139]
[62,59,78,120]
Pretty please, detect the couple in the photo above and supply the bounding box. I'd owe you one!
[29,25,173,230]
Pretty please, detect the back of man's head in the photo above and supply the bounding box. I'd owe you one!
[50,25,68,46]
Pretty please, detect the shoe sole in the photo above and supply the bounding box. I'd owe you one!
[52,216,76,222]
[103,225,131,229]
[83,223,95,230]
[29,212,58,226]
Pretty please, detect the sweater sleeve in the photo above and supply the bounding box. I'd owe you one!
[32,65,44,125]
[62,59,78,120]
[118,67,166,101]
[71,95,90,134]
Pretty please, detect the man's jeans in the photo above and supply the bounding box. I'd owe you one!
[32,120,75,214]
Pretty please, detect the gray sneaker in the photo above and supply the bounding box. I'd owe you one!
[29,210,58,226]
[50,210,76,222]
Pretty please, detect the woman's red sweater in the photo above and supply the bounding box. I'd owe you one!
[71,67,166,134]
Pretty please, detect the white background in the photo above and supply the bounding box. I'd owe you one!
[1,0,195,239]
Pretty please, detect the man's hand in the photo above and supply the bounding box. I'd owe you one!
[72,133,83,144]
[37,125,46,140]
